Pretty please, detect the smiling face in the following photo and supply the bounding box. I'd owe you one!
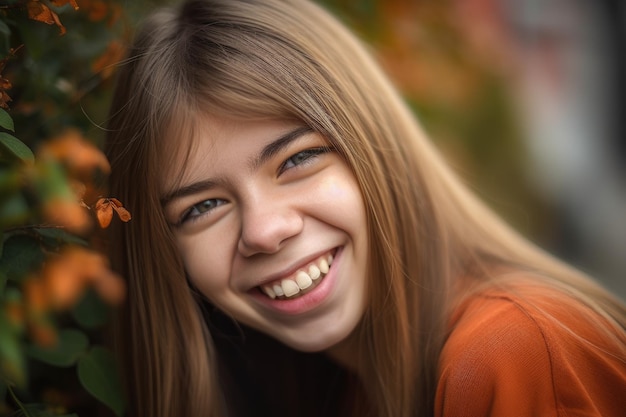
[162,116,369,352]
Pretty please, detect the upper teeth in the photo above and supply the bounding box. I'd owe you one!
[261,253,334,299]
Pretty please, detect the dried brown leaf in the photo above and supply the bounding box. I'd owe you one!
[95,197,113,228]
[26,0,67,35]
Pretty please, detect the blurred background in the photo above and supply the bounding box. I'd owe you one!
[318,0,626,300]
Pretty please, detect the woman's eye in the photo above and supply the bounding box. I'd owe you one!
[180,199,226,224]
[279,147,330,174]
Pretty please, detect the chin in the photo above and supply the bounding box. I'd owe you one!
[274,320,361,353]
[282,336,342,353]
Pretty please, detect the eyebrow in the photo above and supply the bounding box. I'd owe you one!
[250,125,314,170]
[160,179,220,208]
[160,126,314,207]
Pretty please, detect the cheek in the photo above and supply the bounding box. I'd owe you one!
[320,176,349,198]
[316,174,366,224]
[176,235,232,299]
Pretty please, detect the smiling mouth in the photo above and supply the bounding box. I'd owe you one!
[259,251,335,300]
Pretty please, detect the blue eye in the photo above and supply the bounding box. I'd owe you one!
[280,147,330,173]
[180,198,226,224]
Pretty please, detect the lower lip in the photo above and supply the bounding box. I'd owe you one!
[250,247,342,315]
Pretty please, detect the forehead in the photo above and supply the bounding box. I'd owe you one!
[158,114,302,194]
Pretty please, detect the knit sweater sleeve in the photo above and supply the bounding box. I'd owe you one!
[434,291,626,417]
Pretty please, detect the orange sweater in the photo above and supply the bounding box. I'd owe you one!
[435,284,626,417]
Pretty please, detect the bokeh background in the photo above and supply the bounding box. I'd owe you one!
[318,0,626,300]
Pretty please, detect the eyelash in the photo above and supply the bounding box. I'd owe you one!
[278,146,331,174]
[179,199,226,225]
[178,146,331,225]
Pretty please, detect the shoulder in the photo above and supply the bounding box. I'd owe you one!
[435,280,626,417]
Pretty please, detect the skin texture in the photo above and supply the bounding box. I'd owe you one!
[162,116,369,353]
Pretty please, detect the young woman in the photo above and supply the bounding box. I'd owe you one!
[104,0,626,416]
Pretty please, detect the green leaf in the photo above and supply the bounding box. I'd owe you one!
[73,290,109,329]
[0,192,30,229]
[0,133,34,164]
[34,160,73,201]
[26,329,89,367]
[0,108,14,132]
[0,234,45,283]
[3,286,21,303]
[36,227,87,248]
[77,346,125,417]
[0,166,22,194]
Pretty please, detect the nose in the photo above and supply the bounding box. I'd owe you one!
[237,198,304,257]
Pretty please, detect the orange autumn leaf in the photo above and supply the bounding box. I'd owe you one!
[95,197,131,228]
[38,246,126,310]
[0,89,11,109]
[42,197,92,234]
[44,247,102,308]
[43,255,87,310]
[95,199,113,228]
[38,129,111,175]
[26,0,66,35]
[0,47,19,109]
[26,1,56,25]
[0,77,11,90]
[24,277,50,313]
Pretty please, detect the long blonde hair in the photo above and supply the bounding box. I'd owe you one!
[105,0,626,416]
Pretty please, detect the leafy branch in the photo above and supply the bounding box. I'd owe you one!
[0,1,131,416]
